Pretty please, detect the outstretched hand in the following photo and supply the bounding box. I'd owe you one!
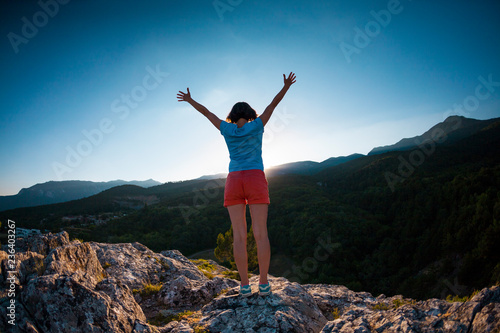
[177,88,192,102]
[283,72,297,87]
[176,87,221,129]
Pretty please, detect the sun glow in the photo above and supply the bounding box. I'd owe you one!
[262,142,306,170]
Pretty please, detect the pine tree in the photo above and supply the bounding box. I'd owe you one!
[247,225,258,272]
[214,225,259,272]
[214,227,233,267]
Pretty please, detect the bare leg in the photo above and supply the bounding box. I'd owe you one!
[227,204,249,286]
[249,204,270,285]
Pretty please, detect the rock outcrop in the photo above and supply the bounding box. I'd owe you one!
[1,231,499,332]
[199,276,327,332]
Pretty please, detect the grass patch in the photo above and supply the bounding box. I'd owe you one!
[191,259,217,271]
[214,288,229,298]
[371,298,417,311]
[392,298,417,308]
[372,303,391,311]
[446,294,468,303]
[147,313,170,326]
[446,289,479,303]
[143,283,163,296]
[191,259,217,280]
[148,310,195,326]
[331,307,340,319]
[222,270,240,281]
[133,282,163,297]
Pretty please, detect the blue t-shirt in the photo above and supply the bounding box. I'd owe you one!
[220,118,264,172]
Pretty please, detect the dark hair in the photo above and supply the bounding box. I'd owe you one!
[226,102,258,124]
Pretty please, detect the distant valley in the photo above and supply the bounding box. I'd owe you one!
[0,179,161,211]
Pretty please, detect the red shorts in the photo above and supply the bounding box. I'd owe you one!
[224,169,270,207]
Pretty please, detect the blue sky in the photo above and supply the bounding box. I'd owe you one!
[1,0,499,195]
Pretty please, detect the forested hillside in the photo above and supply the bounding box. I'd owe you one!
[1,118,499,300]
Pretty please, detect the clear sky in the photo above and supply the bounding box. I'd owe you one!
[1,0,499,195]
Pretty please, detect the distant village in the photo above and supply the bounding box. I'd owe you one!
[11,212,126,239]
[60,212,126,227]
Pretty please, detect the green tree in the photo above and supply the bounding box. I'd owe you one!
[214,227,233,266]
[247,226,258,272]
[214,225,258,272]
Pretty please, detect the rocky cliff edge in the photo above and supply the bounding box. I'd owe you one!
[0,231,499,333]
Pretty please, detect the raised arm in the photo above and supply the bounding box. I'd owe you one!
[177,88,222,130]
[259,72,296,126]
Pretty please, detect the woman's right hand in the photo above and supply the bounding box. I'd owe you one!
[283,72,297,87]
[177,88,192,102]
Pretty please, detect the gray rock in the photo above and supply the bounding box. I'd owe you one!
[12,231,70,255]
[0,296,41,332]
[160,275,238,310]
[22,274,146,332]
[318,285,500,333]
[471,302,500,332]
[304,284,378,320]
[199,276,328,332]
[161,249,209,281]
[0,233,151,333]
[160,320,195,333]
[0,250,45,286]
[90,241,172,290]
[1,231,499,333]
[45,241,106,287]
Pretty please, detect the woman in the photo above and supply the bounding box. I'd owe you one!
[177,72,296,296]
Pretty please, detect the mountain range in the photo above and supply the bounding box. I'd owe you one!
[0,179,161,211]
[265,154,364,176]
[368,116,500,155]
[1,115,497,212]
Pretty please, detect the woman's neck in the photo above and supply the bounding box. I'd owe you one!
[236,118,248,128]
